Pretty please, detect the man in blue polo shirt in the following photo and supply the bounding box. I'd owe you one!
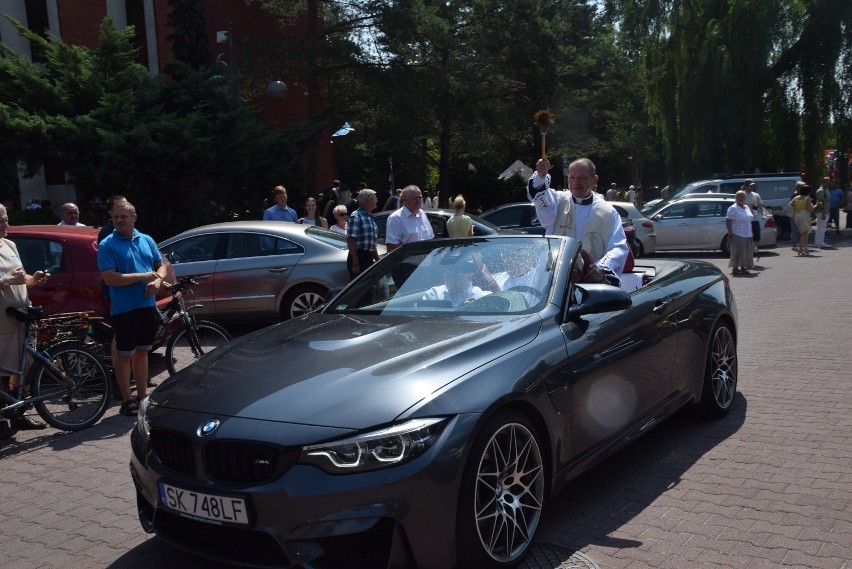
[262,185,298,222]
[98,201,167,416]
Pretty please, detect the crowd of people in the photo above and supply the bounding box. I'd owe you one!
[2,163,850,437]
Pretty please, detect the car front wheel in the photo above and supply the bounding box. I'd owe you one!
[698,322,737,417]
[457,411,545,568]
[281,284,327,320]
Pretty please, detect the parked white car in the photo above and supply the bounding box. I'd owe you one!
[608,202,657,256]
[645,194,777,256]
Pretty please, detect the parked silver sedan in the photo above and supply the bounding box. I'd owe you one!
[645,194,777,256]
[159,221,380,322]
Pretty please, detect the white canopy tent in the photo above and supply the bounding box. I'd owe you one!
[498,159,533,180]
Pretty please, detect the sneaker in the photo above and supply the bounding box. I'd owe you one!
[119,398,139,416]
[11,414,47,430]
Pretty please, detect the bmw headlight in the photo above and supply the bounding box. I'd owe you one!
[301,417,447,474]
[136,395,151,441]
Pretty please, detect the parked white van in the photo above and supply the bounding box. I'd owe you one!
[644,173,802,236]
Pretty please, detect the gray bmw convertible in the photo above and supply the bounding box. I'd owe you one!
[130,235,738,569]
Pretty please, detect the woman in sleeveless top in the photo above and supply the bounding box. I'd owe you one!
[446,195,473,238]
[788,185,814,256]
[299,197,328,228]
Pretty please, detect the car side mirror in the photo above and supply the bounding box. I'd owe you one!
[567,284,632,318]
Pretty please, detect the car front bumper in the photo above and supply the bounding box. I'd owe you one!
[130,409,480,569]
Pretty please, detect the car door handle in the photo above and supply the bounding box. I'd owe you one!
[268,267,289,273]
[652,301,669,314]
[190,274,211,282]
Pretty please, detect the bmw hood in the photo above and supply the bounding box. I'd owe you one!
[150,313,541,429]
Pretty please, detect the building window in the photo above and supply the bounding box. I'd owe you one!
[25,0,50,62]
[125,0,150,69]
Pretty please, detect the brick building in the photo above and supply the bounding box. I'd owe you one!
[0,0,333,213]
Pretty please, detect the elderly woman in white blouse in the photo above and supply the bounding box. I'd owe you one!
[329,204,348,235]
[725,190,754,275]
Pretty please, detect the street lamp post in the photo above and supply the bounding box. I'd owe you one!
[216,22,287,106]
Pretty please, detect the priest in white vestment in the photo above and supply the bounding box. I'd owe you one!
[528,157,629,285]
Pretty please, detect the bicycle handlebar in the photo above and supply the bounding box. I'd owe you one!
[163,275,198,295]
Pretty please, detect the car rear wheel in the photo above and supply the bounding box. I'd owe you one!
[720,235,731,257]
[280,284,327,320]
[698,322,737,417]
[457,411,545,568]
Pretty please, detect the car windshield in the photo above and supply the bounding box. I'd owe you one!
[641,182,695,215]
[326,238,559,316]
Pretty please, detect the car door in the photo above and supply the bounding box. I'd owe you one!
[552,282,678,457]
[652,202,691,249]
[688,201,728,248]
[9,235,74,314]
[159,233,223,317]
[212,232,304,318]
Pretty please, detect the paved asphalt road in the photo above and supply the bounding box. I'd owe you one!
[1,231,850,569]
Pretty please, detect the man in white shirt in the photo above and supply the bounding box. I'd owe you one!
[528,157,629,285]
[420,257,489,308]
[490,245,547,305]
[385,185,434,252]
[57,203,86,226]
[627,185,637,205]
[742,179,763,244]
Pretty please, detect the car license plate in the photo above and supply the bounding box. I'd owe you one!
[158,482,250,526]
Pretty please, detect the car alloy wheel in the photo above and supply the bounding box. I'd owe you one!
[458,412,545,567]
[282,284,327,320]
[700,322,737,416]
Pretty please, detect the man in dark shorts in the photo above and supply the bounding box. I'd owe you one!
[98,201,167,416]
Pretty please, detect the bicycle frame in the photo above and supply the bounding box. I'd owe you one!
[0,313,79,415]
[155,286,201,346]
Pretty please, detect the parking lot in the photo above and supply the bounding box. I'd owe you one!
[1,237,850,569]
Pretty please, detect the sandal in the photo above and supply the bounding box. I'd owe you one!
[119,398,139,416]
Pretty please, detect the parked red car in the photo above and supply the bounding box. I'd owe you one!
[6,225,174,318]
[6,225,109,317]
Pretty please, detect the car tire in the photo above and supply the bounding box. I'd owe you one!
[280,284,328,320]
[456,411,546,569]
[720,236,731,257]
[698,321,737,417]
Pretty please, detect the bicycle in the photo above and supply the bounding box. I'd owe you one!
[157,276,232,375]
[45,276,232,377]
[1,306,110,431]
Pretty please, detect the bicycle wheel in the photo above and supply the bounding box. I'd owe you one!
[28,342,110,431]
[165,320,232,375]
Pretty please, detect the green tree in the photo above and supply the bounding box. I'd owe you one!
[613,0,852,185]
[0,15,306,238]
